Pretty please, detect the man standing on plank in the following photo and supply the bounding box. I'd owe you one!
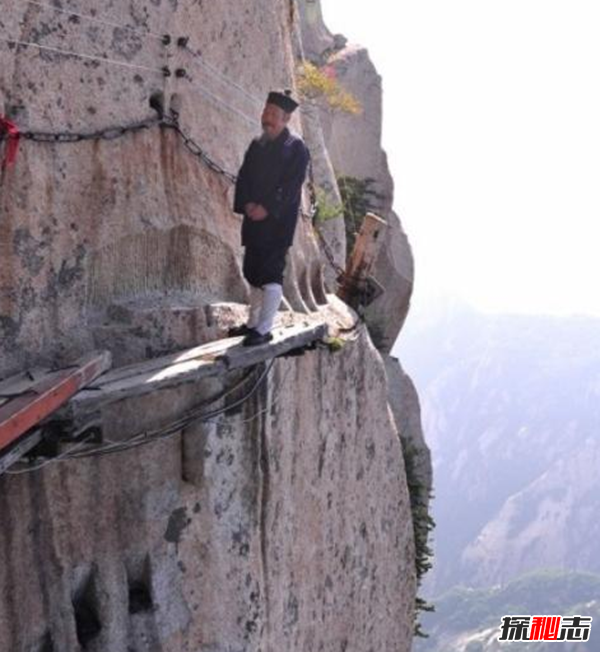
[229,89,311,347]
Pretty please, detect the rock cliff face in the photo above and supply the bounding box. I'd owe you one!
[297,3,414,354]
[0,1,430,650]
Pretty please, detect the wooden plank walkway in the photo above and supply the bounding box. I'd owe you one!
[60,321,328,424]
[0,351,112,473]
[0,367,51,408]
[0,322,328,472]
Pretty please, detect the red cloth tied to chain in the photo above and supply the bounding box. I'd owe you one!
[0,116,20,167]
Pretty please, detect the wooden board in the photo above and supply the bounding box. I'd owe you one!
[61,322,329,424]
[0,429,44,475]
[0,367,52,408]
[0,351,112,455]
[221,322,328,371]
[338,212,387,305]
[86,338,233,388]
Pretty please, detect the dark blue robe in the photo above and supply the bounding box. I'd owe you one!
[233,126,311,250]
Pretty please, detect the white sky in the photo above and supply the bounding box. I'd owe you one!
[321,0,600,317]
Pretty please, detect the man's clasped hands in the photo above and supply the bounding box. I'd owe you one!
[245,202,269,221]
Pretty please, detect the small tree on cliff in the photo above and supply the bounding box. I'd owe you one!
[401,439,436,639]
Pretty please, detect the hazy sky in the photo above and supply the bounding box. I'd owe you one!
[321,0,600,317]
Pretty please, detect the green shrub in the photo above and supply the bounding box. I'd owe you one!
[323,336,345,352]
[337,175,385,259]
[313,186,344,224]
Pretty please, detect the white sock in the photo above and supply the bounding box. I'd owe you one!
[255,283,283,335]
[247,285,263,328]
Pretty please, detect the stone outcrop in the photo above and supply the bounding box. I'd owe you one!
[0,1,430,650]
[297,10,415,354]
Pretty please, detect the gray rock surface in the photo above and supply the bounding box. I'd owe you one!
[0,1,430,650]
[0,325,416,652]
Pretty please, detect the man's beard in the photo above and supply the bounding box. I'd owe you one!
[259,126,274,145]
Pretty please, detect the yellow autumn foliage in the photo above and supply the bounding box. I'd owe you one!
[296,62,362,115]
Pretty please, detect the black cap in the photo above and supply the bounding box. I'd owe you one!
[266,89,299,113]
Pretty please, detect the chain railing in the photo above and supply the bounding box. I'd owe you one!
[1,112,349,284]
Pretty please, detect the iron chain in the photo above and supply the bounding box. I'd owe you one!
[1,113,346,280]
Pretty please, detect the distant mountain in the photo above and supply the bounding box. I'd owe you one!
[395,299,600,594]
[414,569,600,652]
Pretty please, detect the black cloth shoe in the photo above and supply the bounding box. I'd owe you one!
[227,323,257,337]
[242,330,274,347]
